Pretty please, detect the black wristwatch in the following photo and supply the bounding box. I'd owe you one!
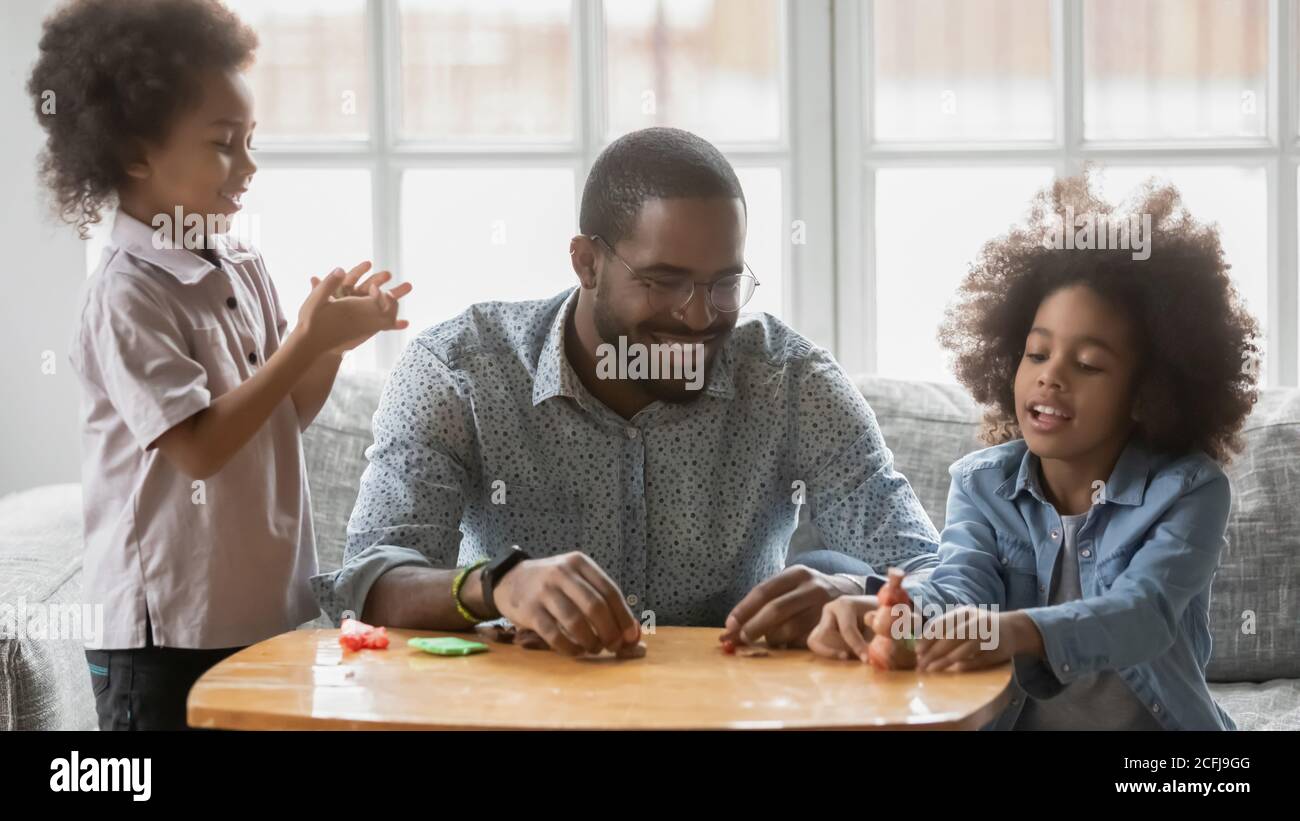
[481,546,531,618]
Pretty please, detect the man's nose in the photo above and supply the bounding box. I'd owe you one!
[674,285,717,331]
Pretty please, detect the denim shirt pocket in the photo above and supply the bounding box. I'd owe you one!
[994,530,1040,608]
[1095,541,1140,591]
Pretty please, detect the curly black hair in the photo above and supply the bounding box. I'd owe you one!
[27,0,258,238]
[939,170,1261,464]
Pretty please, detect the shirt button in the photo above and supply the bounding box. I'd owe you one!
[1000,556,1009,566]
[1038,584,1046,593]
[1050,530,1060,540]
[625,428,639,439]
[1080,549,1091,558]
[1062,664,1071,673]
[1152,702,1161,713]
[248,351,257,364]
[225,296,237,309]
[626,594,639,607]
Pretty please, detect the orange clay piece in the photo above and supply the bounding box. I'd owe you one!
[866,568,917,670]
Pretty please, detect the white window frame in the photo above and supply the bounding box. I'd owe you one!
[833,0,1300,387]
[250,0,837,371]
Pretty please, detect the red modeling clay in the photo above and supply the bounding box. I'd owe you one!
[339,617,389,651]
[866,568,917,670]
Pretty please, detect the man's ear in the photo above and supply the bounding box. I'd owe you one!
[570,235,598,289]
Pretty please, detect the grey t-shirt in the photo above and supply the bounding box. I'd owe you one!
[1014,512,1165,730]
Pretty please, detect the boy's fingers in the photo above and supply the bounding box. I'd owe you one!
[305,269,345,310]
[354,270,392,293]
[387,281,413,300]
[343,261,372,289]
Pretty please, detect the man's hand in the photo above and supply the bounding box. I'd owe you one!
[720,566,861,649]
[491,551,642,657]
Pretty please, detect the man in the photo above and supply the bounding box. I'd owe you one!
[311,127,938,655]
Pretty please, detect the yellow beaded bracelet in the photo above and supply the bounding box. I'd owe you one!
[452,559,491,625]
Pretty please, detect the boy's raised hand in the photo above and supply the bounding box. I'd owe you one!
[298,261,412,356]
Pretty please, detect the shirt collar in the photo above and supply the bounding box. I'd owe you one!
[997,437,1151,506]
[110,209,253,285]
[531,288,737,407]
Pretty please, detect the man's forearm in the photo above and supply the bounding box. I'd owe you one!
[361,564,494,630]
[291,351,343,431]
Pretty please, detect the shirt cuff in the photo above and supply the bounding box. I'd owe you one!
[1020,606,1088,690]
[309,544,433,626]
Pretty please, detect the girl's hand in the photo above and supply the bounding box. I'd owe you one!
[916,607,1033,672]
[807,594,879,662]
[299,261,413,356]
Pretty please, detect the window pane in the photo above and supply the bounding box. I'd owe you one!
[1092,165,1268,348]
[225,0,369,140]
[874,166,1056,383]
[399,0,574,141]
[1083,0,1267,141]
[871,0,1054,143]
[400,168,577,332]
[240,169,375,364]
[604,0,783,143]
[734,166,783,320]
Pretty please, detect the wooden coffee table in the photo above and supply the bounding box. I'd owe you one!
[187,626,1013,730]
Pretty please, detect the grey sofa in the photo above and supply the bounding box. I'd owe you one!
[3,372,1297,730]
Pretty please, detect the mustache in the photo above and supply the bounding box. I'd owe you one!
[639,326,729,337]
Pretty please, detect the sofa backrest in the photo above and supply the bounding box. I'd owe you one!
[305,370,1300,682]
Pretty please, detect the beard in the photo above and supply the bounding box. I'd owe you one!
[592,279,725,405]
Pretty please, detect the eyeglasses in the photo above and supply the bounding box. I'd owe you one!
[590,234,760,314]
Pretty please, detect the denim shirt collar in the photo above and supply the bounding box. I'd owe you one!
[532,287,736,407]
[995,437,1151,507]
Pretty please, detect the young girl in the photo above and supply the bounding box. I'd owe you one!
[27,0,411,729]
[808,173,1259,730]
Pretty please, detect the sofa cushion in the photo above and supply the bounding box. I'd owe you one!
[1209,680,1300,731]
[1209,389,1300,681]
[0,483,96,730]
[302,368,387,575]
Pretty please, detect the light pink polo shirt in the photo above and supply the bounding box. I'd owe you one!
[69,210,319,649]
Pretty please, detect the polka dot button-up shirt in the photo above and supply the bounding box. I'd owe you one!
[310,288,939,627]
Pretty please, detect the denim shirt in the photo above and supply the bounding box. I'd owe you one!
[906,438,1236,731]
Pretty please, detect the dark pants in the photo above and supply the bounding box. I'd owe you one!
[787,549,887,594]
[85,614,246,731]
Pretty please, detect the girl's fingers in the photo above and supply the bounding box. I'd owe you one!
[836,605,872,662]
[387,281,413,300]
[808,611,850,659]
